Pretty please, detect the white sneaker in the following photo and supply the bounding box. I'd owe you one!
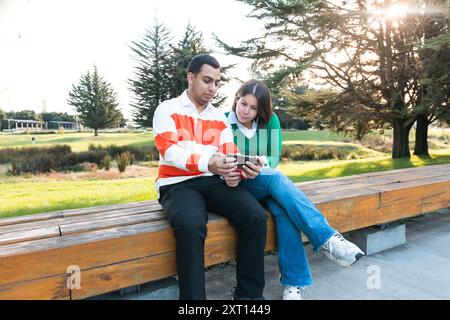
[283,286,302,300]
[322,232,365,267]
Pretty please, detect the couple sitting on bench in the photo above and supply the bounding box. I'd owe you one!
[153,54,364,300]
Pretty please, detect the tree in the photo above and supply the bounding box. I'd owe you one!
[129,21,174,128]
[414,2,450,155]
[67,66,123,136]
[283,86,384,140]
[0,108,5,131]
[7,110,38,120]
[129,21,234,128]
[217,0,450,158]
[171,24,234,108]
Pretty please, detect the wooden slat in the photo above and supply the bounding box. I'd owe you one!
[0,274,70,300]
[61,201,159,217]
[60,212,165,236]
[316,193,380,232]
[297,165,450,193]
[308,187,380,204]
[72,252,177,299]
[296,164,450,189]
[61,208,164,226]
[0,211,63,227]
[0,226,61,246]
[0,208,164,236]
[0,218,64,235]
[0,221,173,286]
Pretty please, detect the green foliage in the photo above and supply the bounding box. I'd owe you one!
[88,143,149,161]
[0,108,5,131]
[116,152,130,173]
[67,65,123,136]
[102,155,112,171]
[0,145,111,175]
[219,0,450,158]
[129,21,233,127]
[128,21,174,128]
[282,144,369,161]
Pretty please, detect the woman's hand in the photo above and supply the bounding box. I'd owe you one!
[241,156,264,179]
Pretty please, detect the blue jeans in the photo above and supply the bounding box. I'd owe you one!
[240,167,336,287]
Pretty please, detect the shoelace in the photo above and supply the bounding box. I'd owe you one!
[334,232,345,242]
[323,232,343,250]
[286,287,301,295]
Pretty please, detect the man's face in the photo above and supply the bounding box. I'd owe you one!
[187,64,221,106]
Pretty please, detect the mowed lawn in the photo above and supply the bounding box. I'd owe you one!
[0,176,156,218]
[0,129,449,218]
[0,131,154,151]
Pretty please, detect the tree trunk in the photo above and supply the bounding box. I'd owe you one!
[94,128,98,136]
[413,114,429,156]
[392,119,411,158]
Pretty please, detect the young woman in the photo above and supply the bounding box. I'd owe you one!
[224,79,364,300]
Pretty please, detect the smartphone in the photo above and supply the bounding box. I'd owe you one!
[227,153,259,168]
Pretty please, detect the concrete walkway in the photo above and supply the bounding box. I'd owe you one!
[90,208,450,300]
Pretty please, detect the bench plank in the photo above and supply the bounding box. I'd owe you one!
[59,212,165,236]
[0,274,70,300]
[0,226,61,246]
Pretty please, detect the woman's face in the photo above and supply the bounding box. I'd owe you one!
[235,94,258,126]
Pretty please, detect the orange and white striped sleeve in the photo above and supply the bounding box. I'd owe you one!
[217,113,239,156]
[153,102,212,173]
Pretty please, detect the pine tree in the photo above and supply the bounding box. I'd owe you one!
[129,21,234,126]
[67,66,123,136]
[129,21,173,128]
[171,24,233,108]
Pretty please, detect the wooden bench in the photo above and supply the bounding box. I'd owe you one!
[0,164,449,300]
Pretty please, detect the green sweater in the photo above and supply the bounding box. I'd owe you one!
[225,111,282,168]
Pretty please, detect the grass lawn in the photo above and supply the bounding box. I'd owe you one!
[0,131,154,152]
[280,151,450,182]
[0,174,157,219]
[1,129,449,219]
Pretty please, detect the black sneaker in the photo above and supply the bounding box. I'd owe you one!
[232,289,265,300]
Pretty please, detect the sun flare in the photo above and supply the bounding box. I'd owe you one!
[385,3,410,19]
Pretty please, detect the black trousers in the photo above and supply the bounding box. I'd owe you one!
[158,175,267,300]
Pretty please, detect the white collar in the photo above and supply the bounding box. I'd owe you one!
[181,90,213,112]
[227,111,257,139]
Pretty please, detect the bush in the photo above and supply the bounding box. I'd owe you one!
[0,145,72,165]
[89,144,146,161]
[77,150,108,166]
[282,144,367,161]
[102,155,111,171]
[8,153,56,175]
[116,153,129,173]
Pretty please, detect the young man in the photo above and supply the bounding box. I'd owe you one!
[153,54,267,300]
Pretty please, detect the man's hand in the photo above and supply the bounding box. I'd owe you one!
[222,170,242,187]
[240,156,264,180]
[208,153,237,176]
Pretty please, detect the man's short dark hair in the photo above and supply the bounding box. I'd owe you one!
[187,54,221,75]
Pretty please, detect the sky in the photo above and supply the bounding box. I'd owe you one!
[0,0,264,120]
